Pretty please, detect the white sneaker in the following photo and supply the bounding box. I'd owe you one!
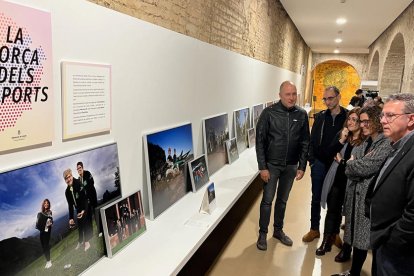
[84,241,90,252]
[45,261,52,269]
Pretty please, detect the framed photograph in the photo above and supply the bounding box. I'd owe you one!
[143,123,194,220]
[188,154,210,192]
[248,128,256,148]
[252,103,264,129]
[0,143,122,275]
[200,182,216,215]
[101,191,146,258]
[233,107,250,154]
[225,138,239,164]
[202,113,229,176]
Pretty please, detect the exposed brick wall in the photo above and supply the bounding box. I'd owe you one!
[88,0,310,74]
[369,2,414,94]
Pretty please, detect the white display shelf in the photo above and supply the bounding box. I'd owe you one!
[84,148,259,276]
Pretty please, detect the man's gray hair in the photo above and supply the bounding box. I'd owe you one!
[385,93,414,113]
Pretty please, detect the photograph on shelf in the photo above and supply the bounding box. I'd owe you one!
[265,101,273,107]
[252,103,264,129]
[200,182,217,214]
[225,138,239,164]
[188,154,210,192]
[0,1,54,154]
[202,113,229,176]
[101,191,146,258]
[248,128,256,148]
[233,107,250,154]
[0,143,122,276]
[143,123,194,220]
[61,61,112,140]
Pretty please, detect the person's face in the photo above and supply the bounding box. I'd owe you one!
[323,89,340,110]
[347,113,360,132]
[279,84,297,109]
[65,173,73,186]
[359,113,376,137]
[381,101,414,142]
[43,200,50,210]
[77,165,84,176]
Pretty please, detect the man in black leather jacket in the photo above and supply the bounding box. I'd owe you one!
[256,81,310,250]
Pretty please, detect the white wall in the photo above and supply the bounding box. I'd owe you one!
[1,0,301,214]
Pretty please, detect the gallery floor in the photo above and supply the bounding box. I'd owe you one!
[207,168,373,276]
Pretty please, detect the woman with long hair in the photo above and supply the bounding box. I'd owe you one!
[316,108,363,257]
[333,105,393,276]
[36,198,53,269]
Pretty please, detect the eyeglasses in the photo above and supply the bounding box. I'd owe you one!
[380,112,412,123]
[64,175,72,180]
[347,117,359,123]
[322,95,338,102]
[360,120,370,126]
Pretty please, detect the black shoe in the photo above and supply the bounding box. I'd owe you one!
[316,234,334,256]
[273,230,293,246]
[335,243,352,262]
[331,271,352,276]
[256,232,267,251]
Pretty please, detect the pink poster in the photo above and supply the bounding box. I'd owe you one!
[0,1,53,153]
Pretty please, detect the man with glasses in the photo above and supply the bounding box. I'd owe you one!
[366,93,414,275]
[303,86,348,243]
[64,168,93,251]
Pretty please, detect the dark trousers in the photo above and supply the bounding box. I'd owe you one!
[259,164,297,234]
[373,244,414,276]
[324,183,346,234]
[310,159,327,230]
[351,247,367,275]
[40,231,51,261]
[78,208,93,243]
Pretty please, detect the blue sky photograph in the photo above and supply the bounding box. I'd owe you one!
[146,123,193,157]
[0,143,120,241]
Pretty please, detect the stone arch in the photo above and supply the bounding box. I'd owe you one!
[380,33,405,96]
[368,51,379,80]
[311,60,360,111]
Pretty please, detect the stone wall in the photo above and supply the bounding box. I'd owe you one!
[312,53,368,81]
[88,0,310,74]
[368,2,414,94]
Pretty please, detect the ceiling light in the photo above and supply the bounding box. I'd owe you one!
[336,18,347,25]
[334,49,340,54]
[335,38,343,43]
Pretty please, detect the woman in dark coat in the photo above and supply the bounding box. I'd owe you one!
[36,198,53,269]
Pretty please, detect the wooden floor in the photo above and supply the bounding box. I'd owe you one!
[207,168,372,276]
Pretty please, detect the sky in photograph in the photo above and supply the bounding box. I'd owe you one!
[204,114,229,134]
[146,123,193,158]
[0,144,120,241]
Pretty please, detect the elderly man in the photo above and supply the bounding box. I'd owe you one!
[366,93,414,275]
[255,81,310,250]
[64,168,92,251]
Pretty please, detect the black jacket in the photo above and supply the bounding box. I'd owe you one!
[365,134,414,254]
[256,101,310,171]
[65,178,87,220]
[80,170,98,208]
[308,107,348,166]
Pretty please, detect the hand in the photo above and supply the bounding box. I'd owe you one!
[260,169,270,183]
[334,152,343,163]
[296,170,305,180]
[69,219,75,228]
[339,127,349,143]
[77,211,84,219]
[349,155,355,161]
